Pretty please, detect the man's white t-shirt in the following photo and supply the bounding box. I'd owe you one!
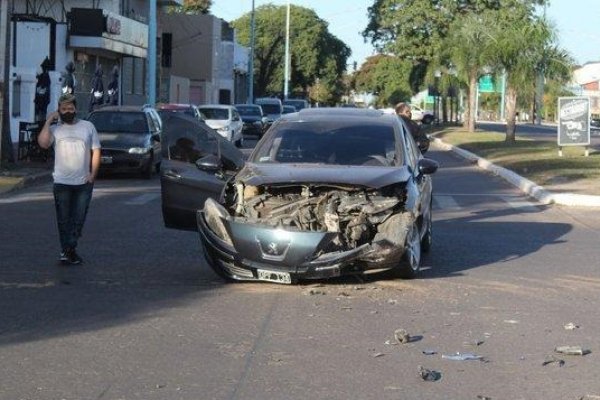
[50,119,101,185]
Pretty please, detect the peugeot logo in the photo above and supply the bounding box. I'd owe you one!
[256,236,291,261]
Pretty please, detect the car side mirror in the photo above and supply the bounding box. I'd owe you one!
[195,154,222,173]
[417,158,439,175]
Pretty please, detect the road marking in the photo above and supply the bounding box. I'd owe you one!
[0,192,53,204]
[124,193,161,205]
[500,196,539,212]
[434,195,460,210]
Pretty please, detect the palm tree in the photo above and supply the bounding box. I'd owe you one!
[444,12,497,132]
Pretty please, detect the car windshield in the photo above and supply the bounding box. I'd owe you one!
[236,106,261,116]
[200,108,229,120]
[258,104,281,115]
[283,100,307,110]
[88,111,148,133]
[251,119,399,166]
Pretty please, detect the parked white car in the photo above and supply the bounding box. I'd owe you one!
[198,105,244,147]
[410,104,434,124]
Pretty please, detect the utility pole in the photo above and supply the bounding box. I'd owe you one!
[248,0,255,104]
[283,1,290,99]
[147,0,157,106]
[1,0,15,167]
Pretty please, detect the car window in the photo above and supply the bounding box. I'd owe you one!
[258,103,281,115]
[161,113,244,170]
[401,121,419,172]
[88,111,148,133]
[199,108,228,120]
[252,119,399,167]
[232,110,240,121]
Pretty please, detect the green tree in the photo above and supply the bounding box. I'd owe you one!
[490,11,572,141]
[232,5,350,100]
[354,55,412,107]
[168,0,212,14]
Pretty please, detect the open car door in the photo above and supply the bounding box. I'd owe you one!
[160,113,245,231]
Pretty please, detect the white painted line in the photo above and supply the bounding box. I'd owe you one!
[124,193,161,205]
[434,195,460,210]
[500,196,539,212]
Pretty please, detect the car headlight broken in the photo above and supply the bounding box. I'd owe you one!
[203,198,234,246]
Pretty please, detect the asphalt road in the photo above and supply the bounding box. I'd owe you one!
[1,139,600,399]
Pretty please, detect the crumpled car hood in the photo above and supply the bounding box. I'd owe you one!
[235,163,411,189]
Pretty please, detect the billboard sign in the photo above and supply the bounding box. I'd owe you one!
[558,97,590,146]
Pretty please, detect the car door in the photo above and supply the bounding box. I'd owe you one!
[401,122,433,219]
[160,113,244,231]
[146,111,162,163]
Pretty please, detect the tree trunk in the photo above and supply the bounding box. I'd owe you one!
[467,72,477,132]
[505,85,518,143]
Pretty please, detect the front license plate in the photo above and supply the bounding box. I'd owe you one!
[101,156,113,164]
[257,269,291,284]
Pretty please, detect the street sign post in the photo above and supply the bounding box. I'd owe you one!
[557,97,590,156]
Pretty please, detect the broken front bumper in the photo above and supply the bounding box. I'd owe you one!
[196,208,408,283]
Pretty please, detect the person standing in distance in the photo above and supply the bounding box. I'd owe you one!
[395,102,430,153]
[38,93,101,265]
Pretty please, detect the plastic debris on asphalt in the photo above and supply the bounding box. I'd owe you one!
[394,328,410,344]
[554,346,591,356]
[463,339,485,346]
[442,352,484,361]
[564,322,580,330]
[418,365,441,382]
[542,355,565,367]
[422,349,438,355]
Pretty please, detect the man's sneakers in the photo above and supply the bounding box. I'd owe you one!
[60,248,83,265]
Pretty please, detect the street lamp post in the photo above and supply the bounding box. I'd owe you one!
[283,1,290,99]
[147,0,157,106]
[248,0,255,104]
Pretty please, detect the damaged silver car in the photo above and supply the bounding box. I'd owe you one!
[160,108,438,284]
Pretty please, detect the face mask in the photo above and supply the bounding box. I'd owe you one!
[60,112,76,124]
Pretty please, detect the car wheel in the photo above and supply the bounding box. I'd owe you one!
[395,222,422,279]
[421,207,433,253]
[141,154,153,179]
[422,115,433,125]
[235,134,243,148]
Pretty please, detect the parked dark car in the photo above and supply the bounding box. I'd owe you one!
[157,103,203,121]
[160,108,438,284]
[283,98,310,111]
[235,104,265,137]
[87,105,162,178]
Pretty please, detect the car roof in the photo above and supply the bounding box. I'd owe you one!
[235,104,261,108]
[279,107,397,125]
[91,105,146,113]
[157,103,196,109]
[198,104,232,109]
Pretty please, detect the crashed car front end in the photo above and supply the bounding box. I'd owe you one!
[197,180,416,283]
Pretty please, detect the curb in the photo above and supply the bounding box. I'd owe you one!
[432,138,600,207]
[0,170,52,196]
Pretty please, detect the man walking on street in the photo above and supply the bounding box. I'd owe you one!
[38,93,101,265]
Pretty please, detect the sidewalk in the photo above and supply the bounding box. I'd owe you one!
[0,160,53,195]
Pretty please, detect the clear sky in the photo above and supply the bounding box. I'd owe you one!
[211,0,600,68]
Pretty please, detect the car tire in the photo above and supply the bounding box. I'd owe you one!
[395,221,422,279]
[235,134,243,148]
[142,154,153,179]
[422,115,434,125]
[421,207,433,253]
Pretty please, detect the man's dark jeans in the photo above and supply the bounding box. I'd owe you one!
[53,182,93,252]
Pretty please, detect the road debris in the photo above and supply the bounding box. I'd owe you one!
[463,340,485,347]
[372,352,385,358]
[387,299,398,305]
[564,322,580,330]
[442,352,484,361]
[422,349,438,355]
[579,395,600,400]
[554,346,591,356]
[476,396,492,400]
[418,365,441,382]
[394,329,410,344]
[542,355,565,367]
[503,319,519,324]
[304,288,326,296]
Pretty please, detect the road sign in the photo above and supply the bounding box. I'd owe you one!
[478,75,495,93]
[557,97,590,147]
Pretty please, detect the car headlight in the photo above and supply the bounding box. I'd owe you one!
[128,147,151,154]
[203,198,234,246]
